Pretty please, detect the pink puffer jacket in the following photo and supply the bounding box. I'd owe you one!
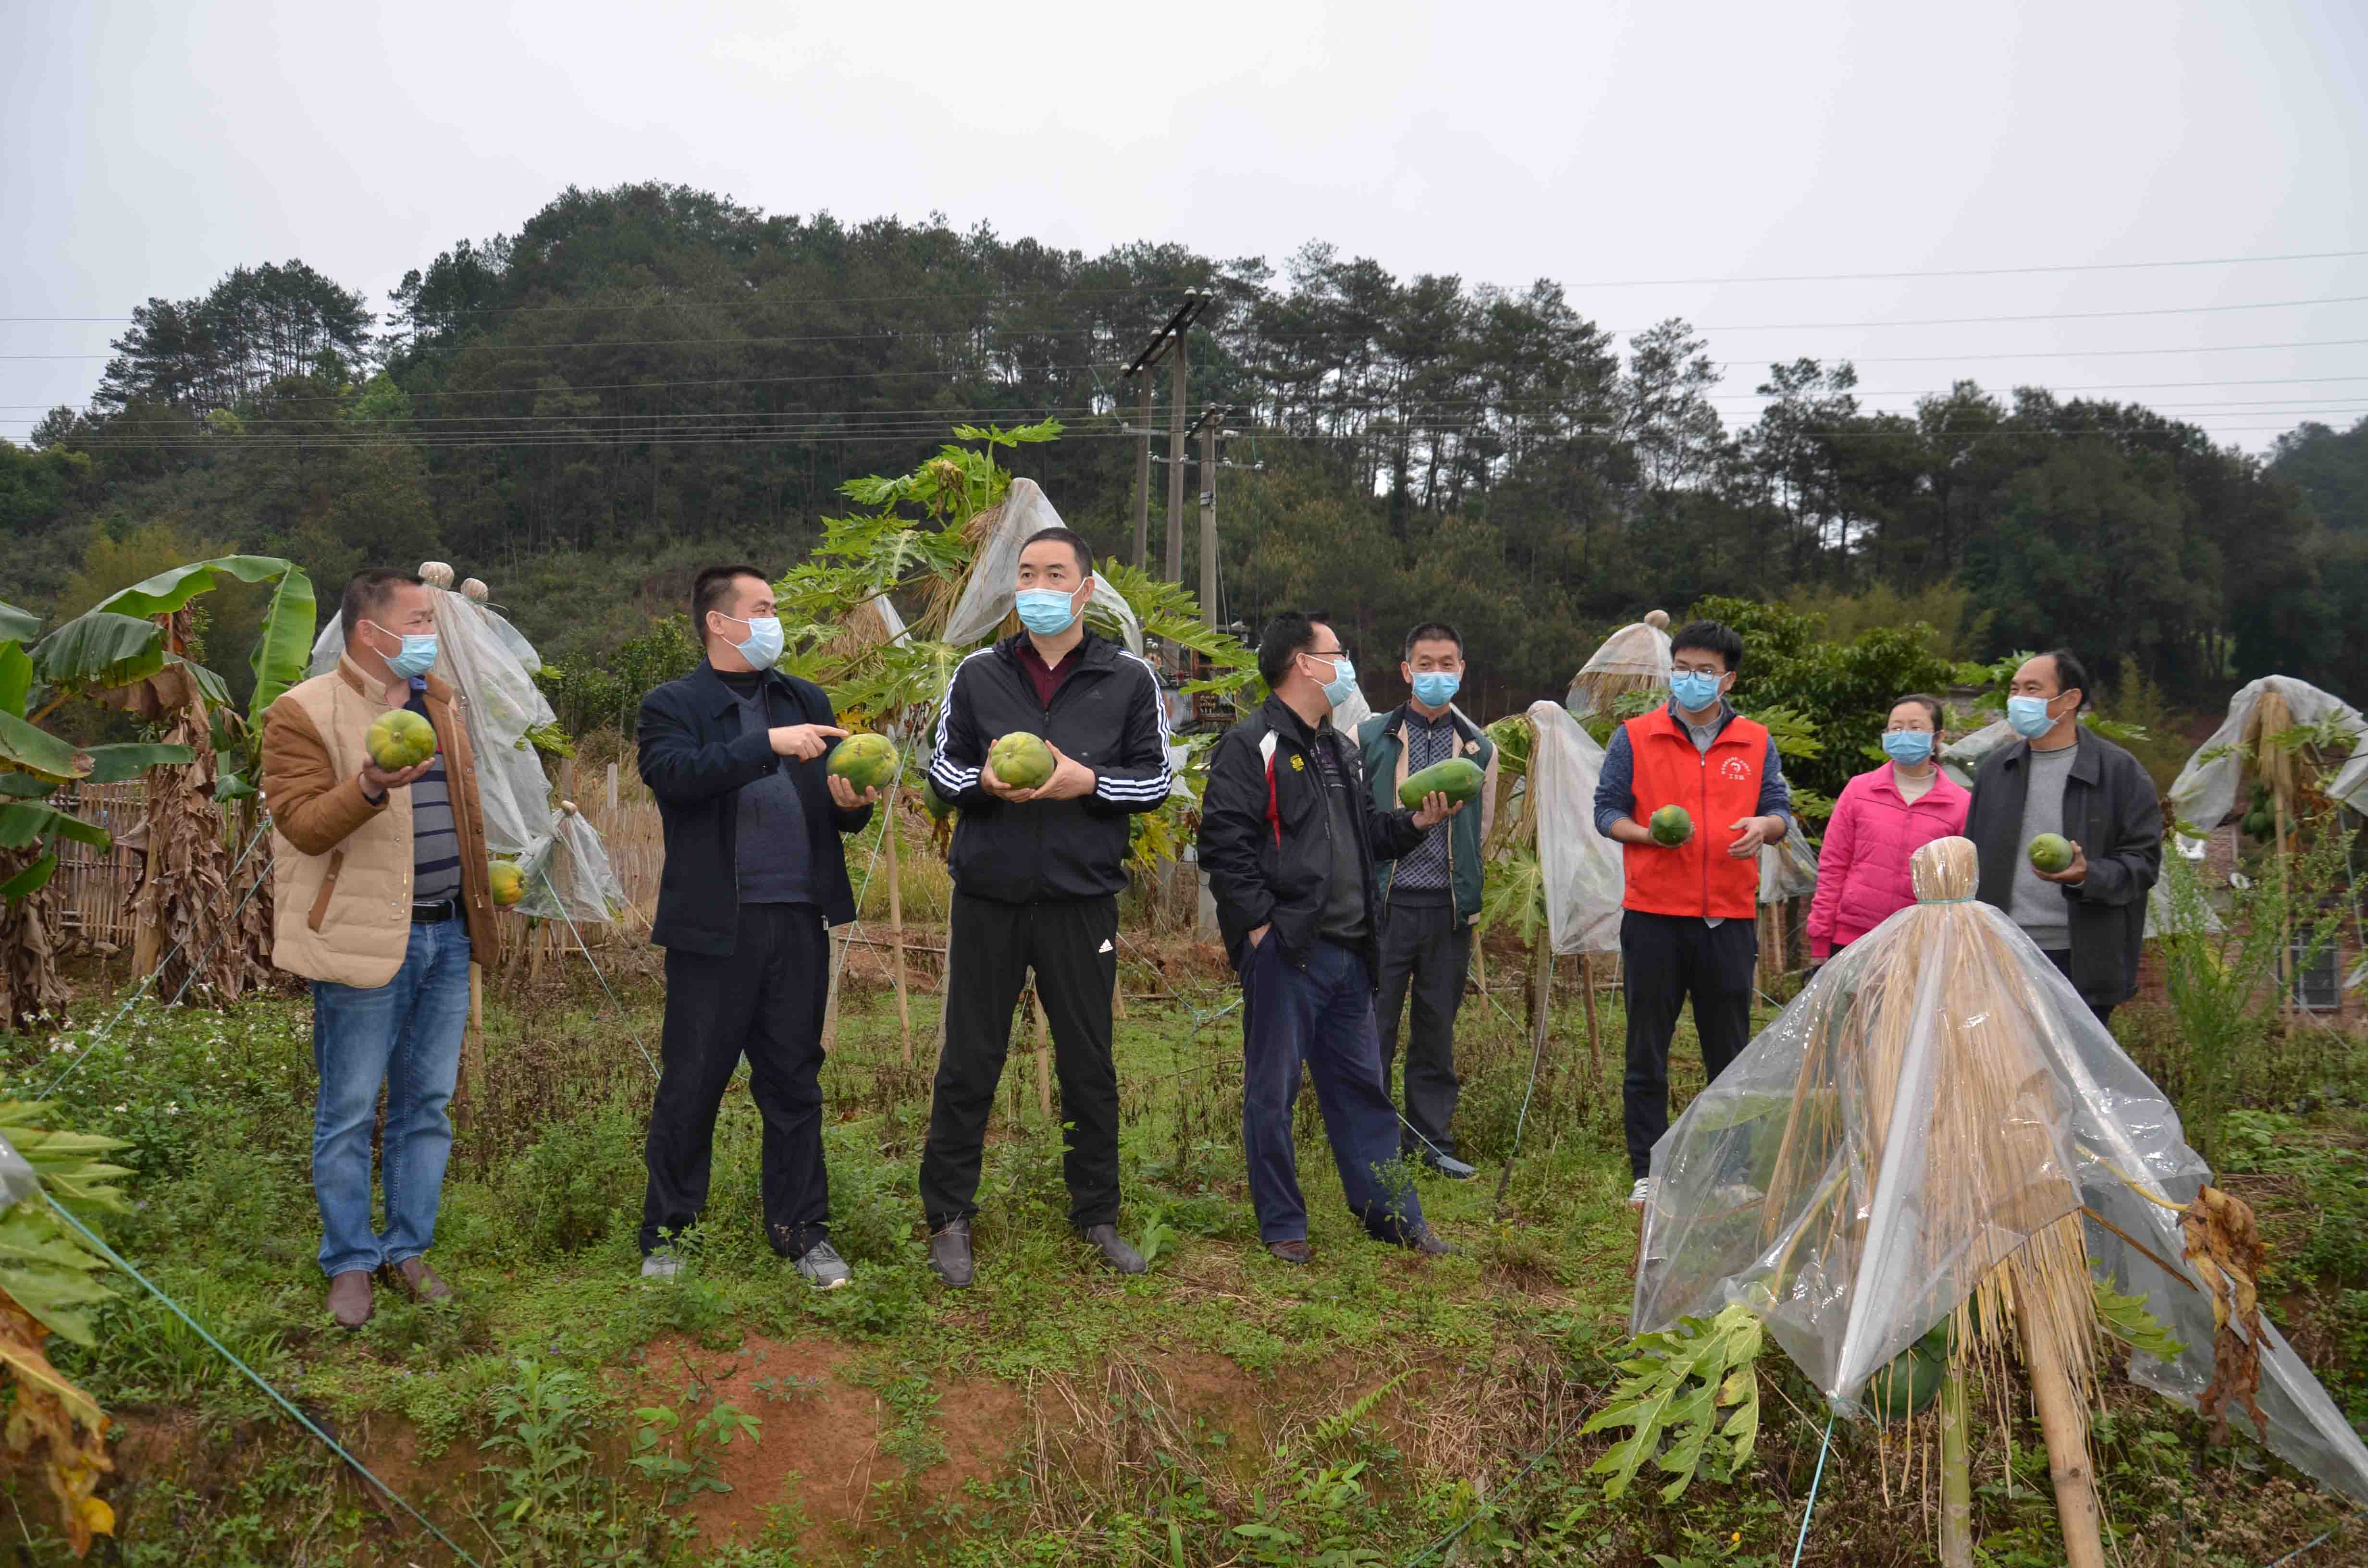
[1805,764,1971,959]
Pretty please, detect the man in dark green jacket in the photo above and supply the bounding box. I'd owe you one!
[1357,622,1498,1179]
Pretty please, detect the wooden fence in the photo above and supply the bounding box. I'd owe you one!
[49,782,157,954]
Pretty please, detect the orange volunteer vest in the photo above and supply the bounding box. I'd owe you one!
[1620,706,1769,920]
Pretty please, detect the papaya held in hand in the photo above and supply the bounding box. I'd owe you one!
[2028,833,2075,874]
[826,733,900,795]
[365,708,436,771]
[1397,756,1483,809]
[986,732,1056,791]
[1648,804,1694,846]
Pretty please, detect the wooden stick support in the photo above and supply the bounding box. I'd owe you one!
[885,797,911,1061]
[1579,952,1604,1092]
[2018,1278,2106,1568]
[821,924,846,1051]
[1032,982,1054,1120]
[1938,1360,1973,1568]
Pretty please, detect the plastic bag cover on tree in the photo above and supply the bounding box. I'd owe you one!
[515,808,627,925]
[2166,675,2368,837]
[1632,839,2368,1503]
[1526,701,1624,955]
[311,586,562,863]
[941,479,1144,655]
[1758,830,1819,904]
[1937,717,2014,788]
[1566,618,1671,718]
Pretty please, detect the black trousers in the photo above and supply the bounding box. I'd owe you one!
[1374,893,1470,1161]
[2043,949,2118,1032]
[640,903,830,1258]
[920,890,1121,1230]
[1620,909,1757,1180]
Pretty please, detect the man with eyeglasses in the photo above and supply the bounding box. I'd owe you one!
[1592,619,1793,1211]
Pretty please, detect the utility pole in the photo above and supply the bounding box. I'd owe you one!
[1194,406,1222,629]
[1119,294,1204,574]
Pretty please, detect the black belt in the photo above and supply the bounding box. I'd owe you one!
[411,899,459,923]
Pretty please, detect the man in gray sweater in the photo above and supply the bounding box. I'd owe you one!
[1963,649,2163,1027]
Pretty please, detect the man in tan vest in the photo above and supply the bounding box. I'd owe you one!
[261,568,502,1328]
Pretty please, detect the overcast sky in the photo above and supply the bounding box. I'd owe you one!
[5,0,2363,451]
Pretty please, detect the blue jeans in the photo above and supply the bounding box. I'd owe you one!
[310,916,472,1278]
[1240,936,1426,1245]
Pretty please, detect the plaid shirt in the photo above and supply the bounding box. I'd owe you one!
[1393,710,1459,892]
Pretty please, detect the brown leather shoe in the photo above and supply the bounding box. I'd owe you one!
[1267,1239,1313,1265]
[384,1256,453,1303]
[327,1270,373,1329]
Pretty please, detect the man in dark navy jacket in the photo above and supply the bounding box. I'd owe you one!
[919,527,1173,1287]
[635,565,876,1290]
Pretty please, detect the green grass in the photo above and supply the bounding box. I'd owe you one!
[2,952,2362,1565]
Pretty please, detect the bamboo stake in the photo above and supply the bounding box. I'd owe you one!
[820,924,846,1051]
[1938,1362,1973,1568]
[2018,1274,2106,1568]
[2274,788,2293,1023]
[1032,981,1054,1120]
[885,798,911,1061]
[1579,952,1604,1091]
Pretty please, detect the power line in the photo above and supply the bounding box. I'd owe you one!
[14,291,2368,357]
[5,245,2361,325]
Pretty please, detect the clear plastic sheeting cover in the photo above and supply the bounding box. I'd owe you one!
[1632,836,2368,1504]
[312,585,560,864]
[1526,701,1625,955]
[515,808,628,925]
[0,1131,37,1215]
[1566,618,1672,718]
[2166,675,2368,834]
[1759,830,1819,904]
[941,479,1144,655]
[1937,717,2013,788]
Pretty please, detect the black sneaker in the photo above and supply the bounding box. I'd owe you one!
[1080,1224,1147,1275]
[927,1219,974,1289]
[1423,1153,1478,1181]
[1267,1239,1313,1265]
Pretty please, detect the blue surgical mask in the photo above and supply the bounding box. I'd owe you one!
[1014,587,1080,636]
[1410,672,1461,709]
[719,612,785,671]
[1882,730,1935,766]
[366,621,438,679]
[2006,695,2057,738]
[1670,670,1723,713]
[1303,650,1357,709]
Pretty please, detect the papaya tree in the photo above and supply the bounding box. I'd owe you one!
[0,557,314,1030]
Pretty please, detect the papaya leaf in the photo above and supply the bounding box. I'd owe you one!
[1582,1303,1765,1502]
[2093,1276,2186,1361]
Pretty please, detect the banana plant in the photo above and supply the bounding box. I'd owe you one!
[0,556,314,1030]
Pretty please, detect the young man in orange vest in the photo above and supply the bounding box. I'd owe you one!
[1591,619,1793,1208]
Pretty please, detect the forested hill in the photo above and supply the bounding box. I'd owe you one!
[5,182,2365,713]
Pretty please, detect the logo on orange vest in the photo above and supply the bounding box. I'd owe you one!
[1721,757,1752,780]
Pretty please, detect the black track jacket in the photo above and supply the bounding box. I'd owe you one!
[927,631,1173,904]
[1198,693,1429,981]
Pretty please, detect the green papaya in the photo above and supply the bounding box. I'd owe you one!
[1396,756,1484,808]
[826,732,900,795]
[2027,833,2074,874]
[923,776,956,821]
[366,708,436,770]
[1648,804,1693,846]
[1869,1324,1951,1420]
[987,732,1056,791]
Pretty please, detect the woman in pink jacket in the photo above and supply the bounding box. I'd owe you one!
[1806,694,1970,968]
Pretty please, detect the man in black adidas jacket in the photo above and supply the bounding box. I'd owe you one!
[1197,612,1459,1264]
[919,526,1173,1287]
